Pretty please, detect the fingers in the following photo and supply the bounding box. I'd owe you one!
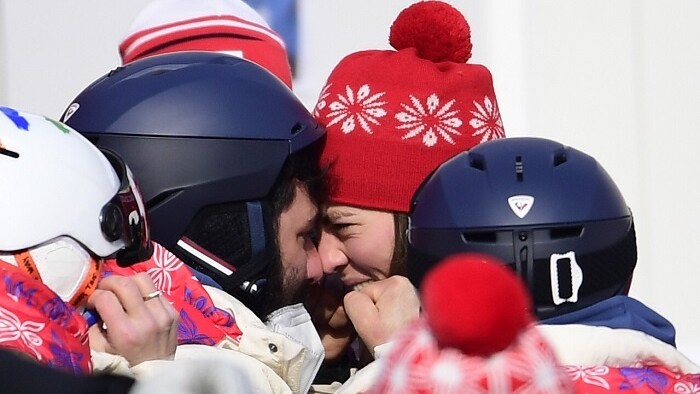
[87,320,108,353]
[132,273,179,332]
[131,273,160,298]
[86,274,179,366]
[354,275,417,303]
[92,274,149,314]
[307,276,357,362]
[91,274,178,334]
[343,290,378,329]
[306,274,349,328]
[86,288,129,330]
[343,276,420,353]
[321,331,357,362]
[344,290,383,354]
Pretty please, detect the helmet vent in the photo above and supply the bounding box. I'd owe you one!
[469,153,485,171]
[462,231,497,243]
[122,65,187,82]
[515,155,524,181]
[147,188,183,210]
[550,226,583,239]
[553,149,567,166]
[108,66,125,77]
[290,122,303,136]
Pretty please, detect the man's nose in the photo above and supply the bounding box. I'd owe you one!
[305,240,324,282]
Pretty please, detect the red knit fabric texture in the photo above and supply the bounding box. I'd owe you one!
[369,253,572,393]
[120,15,292,88]
[369,320,573,393]
[314,1,504,213]
[314,49,504,213]
[389,0,472,63]
[421,253,532,356]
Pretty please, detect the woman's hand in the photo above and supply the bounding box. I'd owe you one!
[87,273,179,366]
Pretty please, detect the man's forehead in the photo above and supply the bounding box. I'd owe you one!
[291,183,319,221]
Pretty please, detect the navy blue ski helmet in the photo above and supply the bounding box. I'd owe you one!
[61,51,325,303]
[408,137,636,319]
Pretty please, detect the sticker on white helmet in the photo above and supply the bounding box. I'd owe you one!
[44,117,70,134]
[63,103,80,123]
[508,195,534,218]
[550,251,583,305]
[0,107,29,130]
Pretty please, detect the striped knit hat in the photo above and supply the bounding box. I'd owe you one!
[119,0,292,87]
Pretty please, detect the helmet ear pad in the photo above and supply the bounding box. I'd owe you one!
[176,200,284,318]
[184,203,255,267]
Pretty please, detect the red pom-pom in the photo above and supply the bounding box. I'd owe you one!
[389,1,472,63]
[421,253,533,357]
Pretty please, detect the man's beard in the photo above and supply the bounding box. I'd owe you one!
[260,263,307,321]
[226,245,282,321]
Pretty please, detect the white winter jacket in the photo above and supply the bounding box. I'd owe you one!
[93,285,323,394]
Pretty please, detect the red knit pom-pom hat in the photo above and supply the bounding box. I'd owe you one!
[370,253,573,393]
[314,1,506,213]
[119,0,293,87]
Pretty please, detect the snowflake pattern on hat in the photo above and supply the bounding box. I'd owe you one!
[313,0,508,213]
[325,84,387,134]
[396,94,463,148]
[313,83,332,118]
[470,96,504,143]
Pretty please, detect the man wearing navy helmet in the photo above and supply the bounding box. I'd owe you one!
[407,136,699,383]
[61,51,327,393]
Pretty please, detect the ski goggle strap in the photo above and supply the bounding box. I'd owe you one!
[99,148,153,266]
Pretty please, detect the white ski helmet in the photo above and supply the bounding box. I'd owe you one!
[0,106,151,306]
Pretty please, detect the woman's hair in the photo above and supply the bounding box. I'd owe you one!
[389,212,409,276]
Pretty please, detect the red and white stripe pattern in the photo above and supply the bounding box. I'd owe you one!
[120,14,285,63]
[119,0,292,87]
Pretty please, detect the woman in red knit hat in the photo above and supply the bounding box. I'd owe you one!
[307,1,506,389]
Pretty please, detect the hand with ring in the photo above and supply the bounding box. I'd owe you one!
[87,273,179,366]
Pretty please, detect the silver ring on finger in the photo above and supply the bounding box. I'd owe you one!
[142,290,163,302]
